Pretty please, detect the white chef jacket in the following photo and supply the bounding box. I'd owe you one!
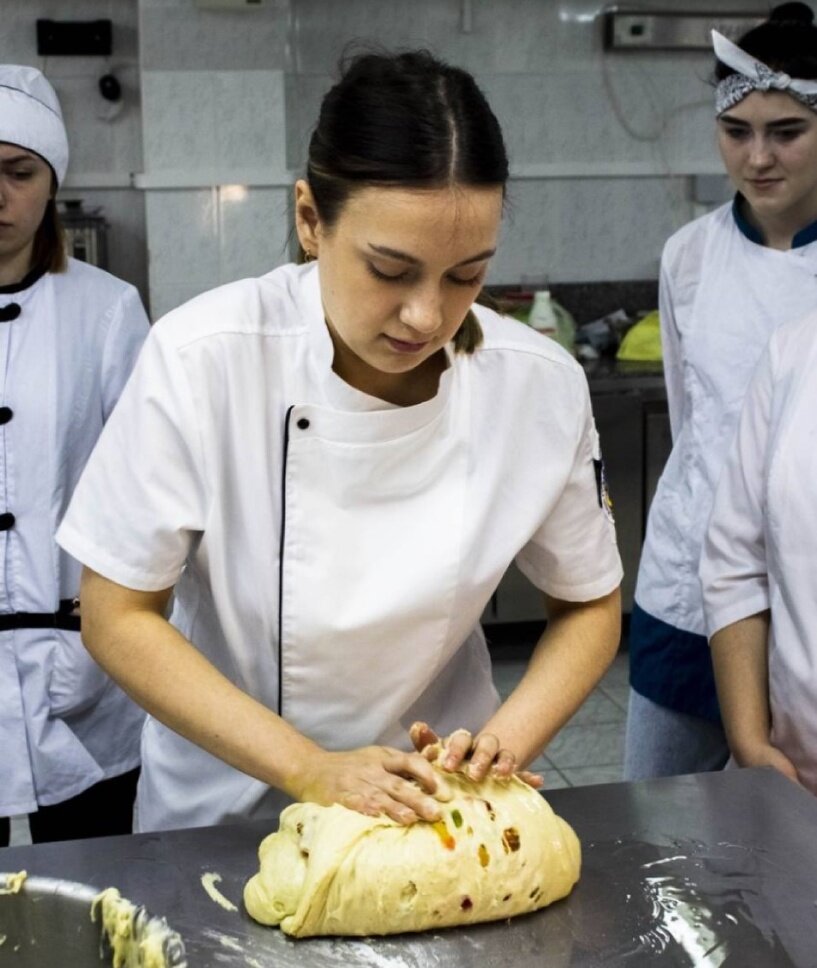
[701,311,817,795]
[636,201,817,637]
[0,258,149,816]
[57,262,622,832]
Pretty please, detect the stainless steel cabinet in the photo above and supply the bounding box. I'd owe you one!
[483,379,670,624]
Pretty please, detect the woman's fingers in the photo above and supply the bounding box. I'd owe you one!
[408,720,439,753]
[515,769,545,789]
[466,733,504,780]
[408,721,442,762]
[441,727,474,771]
[387,748,453,802]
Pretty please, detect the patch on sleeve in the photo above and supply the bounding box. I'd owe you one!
[593,458,615,523]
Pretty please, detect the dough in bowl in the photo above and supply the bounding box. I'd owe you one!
[243,766,580,937]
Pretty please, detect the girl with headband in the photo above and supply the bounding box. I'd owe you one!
[625,3,817,782]
[0,66,149,845]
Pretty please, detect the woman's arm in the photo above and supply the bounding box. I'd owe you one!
[80,567,451,824]
[429,586,621,780]
[710,612,798,782]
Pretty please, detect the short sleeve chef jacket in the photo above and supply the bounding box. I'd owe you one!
[701,311,817,794]
[1,259,149,817]
[57,262,622,832]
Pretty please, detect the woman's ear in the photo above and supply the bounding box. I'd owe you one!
[294,179,321,258]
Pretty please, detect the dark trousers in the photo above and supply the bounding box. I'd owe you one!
[0,768,139,848]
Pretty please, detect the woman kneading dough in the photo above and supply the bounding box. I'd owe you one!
[56,50,622,835]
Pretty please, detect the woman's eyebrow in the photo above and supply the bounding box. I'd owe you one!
[718,114,808,129]
[0,153,36,165]
[367,243,496,267]
[766,118,809,129]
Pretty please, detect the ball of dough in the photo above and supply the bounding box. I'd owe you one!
[244,768,580,937]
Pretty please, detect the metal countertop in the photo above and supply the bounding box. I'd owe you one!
[2,767,816,967]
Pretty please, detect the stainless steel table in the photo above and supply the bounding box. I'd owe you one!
[2,767,816,966]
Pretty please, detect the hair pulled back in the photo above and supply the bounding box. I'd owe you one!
[308,49,508,221]
[305,50,509,353]
[715,2,817,80]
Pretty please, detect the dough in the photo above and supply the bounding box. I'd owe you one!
[243,767,580,937]
[91,887,187,968]
[0,870,27,895]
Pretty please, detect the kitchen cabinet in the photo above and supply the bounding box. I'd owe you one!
[483,365,669,624]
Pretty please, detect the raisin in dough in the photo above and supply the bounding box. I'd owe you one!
[243,767,580,937]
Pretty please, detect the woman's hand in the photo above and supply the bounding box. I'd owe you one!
[292,746,454,826]
[733,741,801,785]
[408,721,543,788]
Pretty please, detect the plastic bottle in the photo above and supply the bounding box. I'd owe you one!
[528,291,575,353]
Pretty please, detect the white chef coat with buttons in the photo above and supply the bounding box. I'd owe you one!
[636,202,817,638]
[0,258,149,816]
[701,311,817,795]
[57,262,622,832]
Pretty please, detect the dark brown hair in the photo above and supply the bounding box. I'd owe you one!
[304,49,509,354]
[715,3,817,81]
[30,194,67,275]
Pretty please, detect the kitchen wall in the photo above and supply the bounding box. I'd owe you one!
[137,0,766,317]
[0,0,148,305]
[4,0,783,318]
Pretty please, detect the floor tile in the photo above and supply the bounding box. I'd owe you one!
[491,658,528,701]
[491,640,630,787]
[545,723,624,770]
[598,680,630,712]
[601,651,630,686]
[566,690,625,727]
[10,816,31,847]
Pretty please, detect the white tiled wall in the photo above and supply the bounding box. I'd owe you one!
[0,0,792,315]
[144,185,291,319]
[0,0,148,305]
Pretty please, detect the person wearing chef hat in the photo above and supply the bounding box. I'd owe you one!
[0,65,149,846]
[56,50,622,833]
[625,3,817,781]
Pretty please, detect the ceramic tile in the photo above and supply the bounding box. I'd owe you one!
[545,723,625,770]
[141,72,219,172]
[218,186,292,283]
[491,658,529,702]
[289,0,433,74]
[284,73,331,171]
[139,1,290,72]
[601,652,631,690]
[212,71,287,172]
[9,816,31,848]
[566,690,626,727]
[145,188,219,290]
[59,187,149,308]
[149,282,211,322]
[54,69,143,178]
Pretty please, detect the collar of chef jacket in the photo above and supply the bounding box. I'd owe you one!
[732,193,817,249]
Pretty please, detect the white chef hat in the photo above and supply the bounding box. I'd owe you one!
[0,65,69,184]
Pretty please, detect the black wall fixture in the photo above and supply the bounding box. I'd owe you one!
[36,20,113,57]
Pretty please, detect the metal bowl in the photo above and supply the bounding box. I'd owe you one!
[0,873,186,967]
